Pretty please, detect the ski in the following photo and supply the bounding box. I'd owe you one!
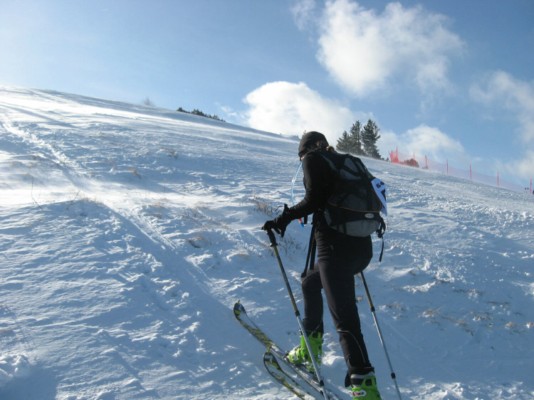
[233,301,346,400]
[263,350,312,399]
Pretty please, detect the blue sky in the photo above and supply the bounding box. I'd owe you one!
[1,0,533,186]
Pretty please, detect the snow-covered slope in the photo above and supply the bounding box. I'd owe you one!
[0,86,532,400]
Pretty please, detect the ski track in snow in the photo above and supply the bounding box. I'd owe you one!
[0,86,533,400]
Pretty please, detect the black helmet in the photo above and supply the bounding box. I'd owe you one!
[298,131,328,158]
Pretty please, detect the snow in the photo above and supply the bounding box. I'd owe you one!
[0,86,533,400]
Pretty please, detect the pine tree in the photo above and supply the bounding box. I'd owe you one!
[361,119,381,159]
[349,121,364,155]
[336,122,365,155]
[336,131,351,152]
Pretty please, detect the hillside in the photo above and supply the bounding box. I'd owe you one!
[0,86,533,399]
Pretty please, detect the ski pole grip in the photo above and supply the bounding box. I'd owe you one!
[266,228,277,247]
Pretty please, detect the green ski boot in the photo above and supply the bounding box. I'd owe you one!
[286,332,322,372]
[349,373,382,399]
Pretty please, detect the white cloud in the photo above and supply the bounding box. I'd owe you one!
[470,71,534,178]
[513,151,534,181]
[380,124,466,164]
[471,71,534,142]
[242,80,467,164]
[317,0,464,96]
[242,81,467,165]
[291,0,317,31]
[404,125,465,160]
[243,81,356,145]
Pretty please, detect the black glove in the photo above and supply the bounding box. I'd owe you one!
[262,204,292,237]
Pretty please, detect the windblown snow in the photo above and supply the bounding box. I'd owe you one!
[0,86,532,400]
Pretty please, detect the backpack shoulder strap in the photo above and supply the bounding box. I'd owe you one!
[317,150,342,171]
[347,155,374,179]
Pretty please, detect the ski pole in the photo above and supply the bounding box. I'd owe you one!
[360,271,403,400]
[265,229,328,400]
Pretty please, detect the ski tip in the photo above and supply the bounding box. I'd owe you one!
[233,300,245,316]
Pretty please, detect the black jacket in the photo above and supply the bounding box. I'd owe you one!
[288,149,336,230]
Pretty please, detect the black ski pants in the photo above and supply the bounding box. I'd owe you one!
[301,228,374,380]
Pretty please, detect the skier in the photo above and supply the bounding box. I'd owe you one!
[262,131,382,400]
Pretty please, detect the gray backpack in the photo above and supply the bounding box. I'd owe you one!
[320,152,387,238]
